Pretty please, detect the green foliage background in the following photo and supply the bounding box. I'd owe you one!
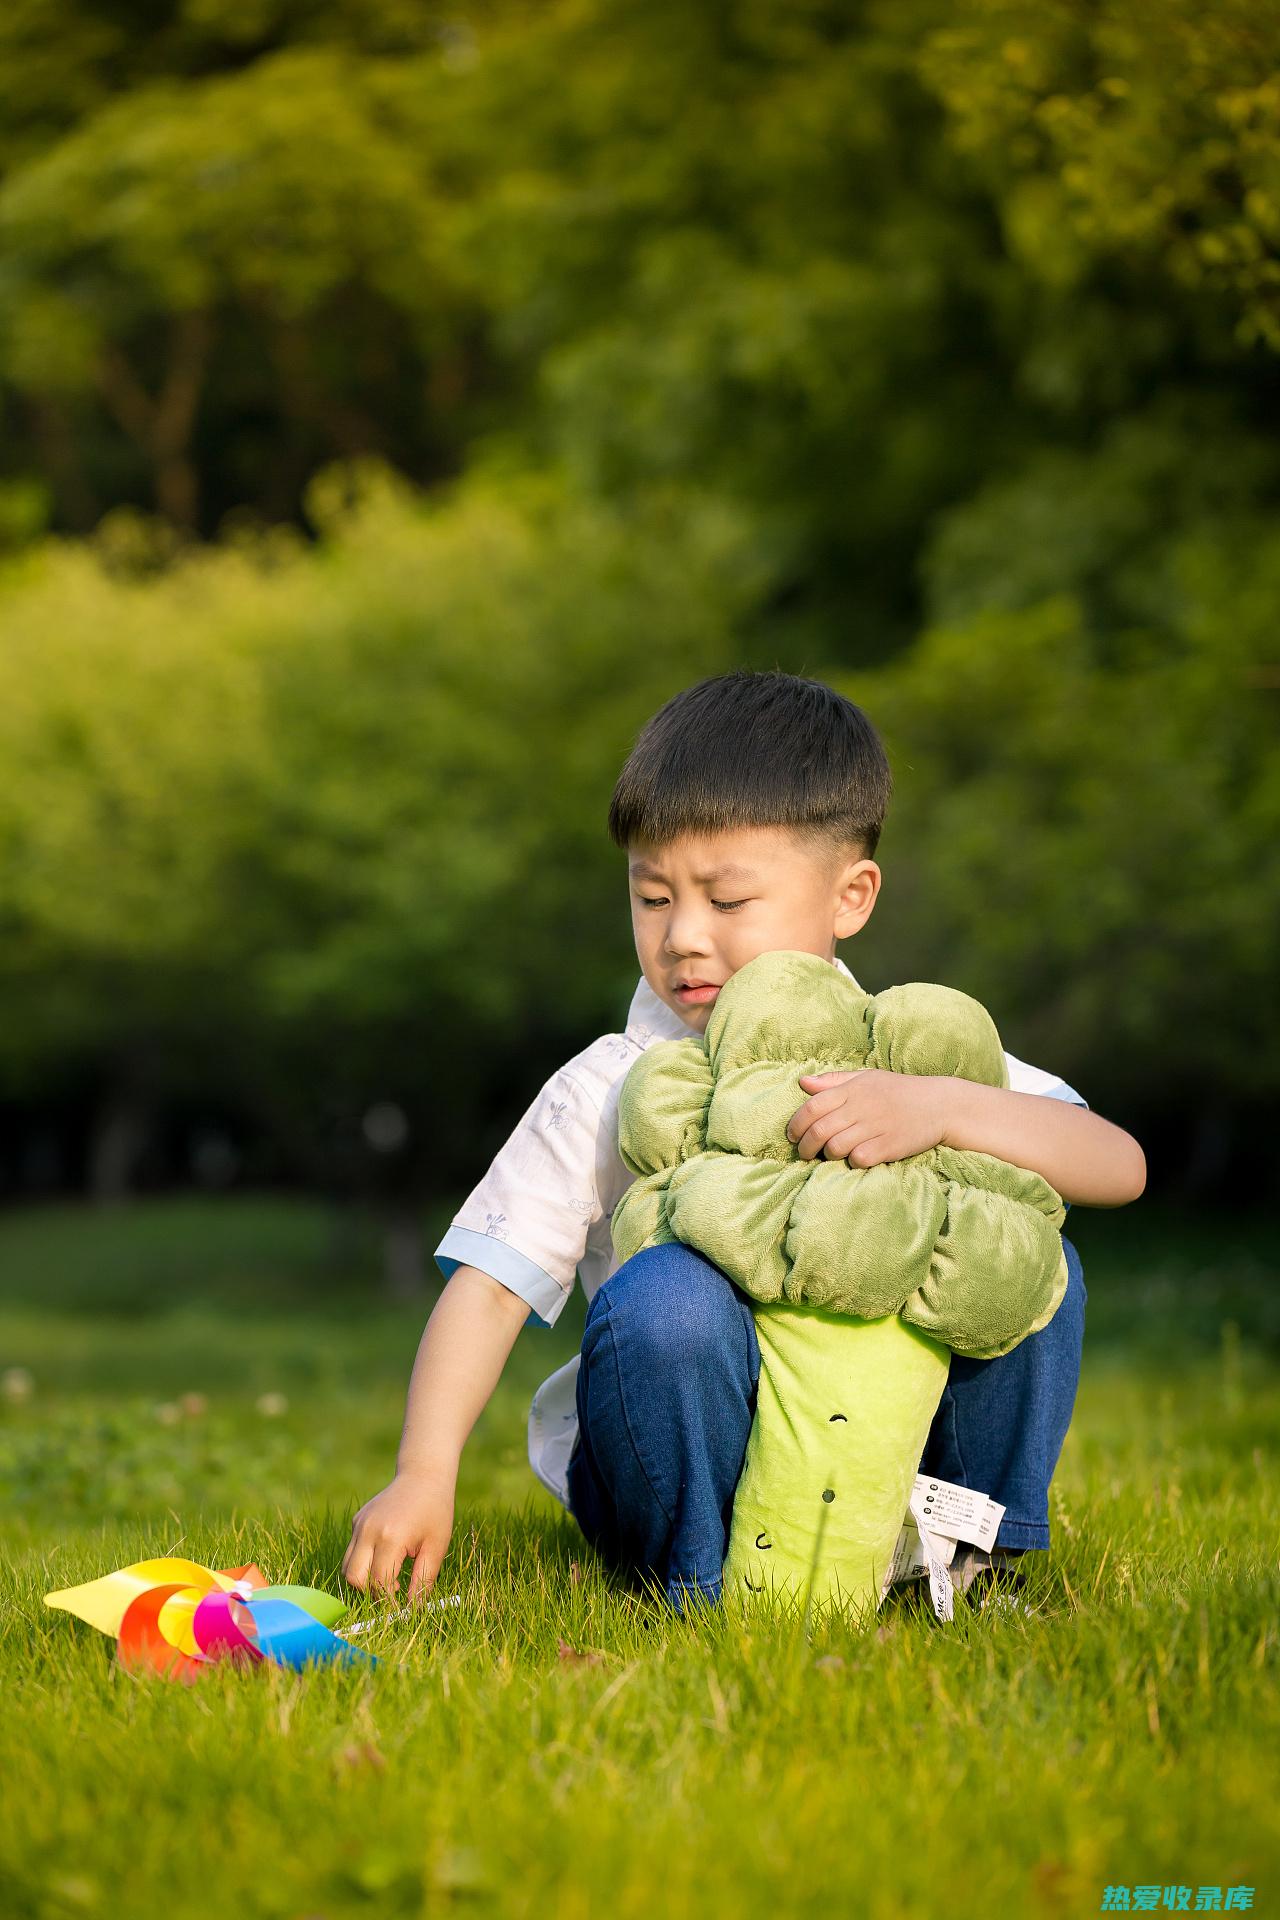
[1,0,1276,1203]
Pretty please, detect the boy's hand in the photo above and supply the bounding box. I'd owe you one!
[785,1068,955,1169]
[341,1465,456,1603]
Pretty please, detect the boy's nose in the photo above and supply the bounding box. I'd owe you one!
[663,915,715,957]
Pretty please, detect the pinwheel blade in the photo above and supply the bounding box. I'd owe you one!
[117,1584,209,1684]
[252,1585,348,1629]
[215,1562,269,1592]
[44,1558,228,1638]
[191,1590,262,1664]
[244,1597,375,1670]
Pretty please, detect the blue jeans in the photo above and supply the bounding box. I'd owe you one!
[566,1234,1087,1611]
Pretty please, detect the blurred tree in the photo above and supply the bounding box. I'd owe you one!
[0,27,490,531]
[917,0,1280,349]
[844,527,1279,1192]
[0,464,764,1229]
[432,0,1028,663]
[1,0,1278,1207]
[5,0,1280,633]
[0,0,462,178]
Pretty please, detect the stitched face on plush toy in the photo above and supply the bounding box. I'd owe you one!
[627,826,879,1036]
[735,1403,863,1597]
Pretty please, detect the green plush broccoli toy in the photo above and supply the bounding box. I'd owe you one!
[610,950,1068,1619]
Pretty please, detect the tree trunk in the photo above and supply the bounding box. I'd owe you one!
[27,395,100,531]
[88,1092,151,1203]
[268,314,387,459]
[95,309,212,530]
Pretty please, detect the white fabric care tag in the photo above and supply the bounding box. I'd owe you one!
[878,1474,1009,1616]
[912,1474,1005,1551]
[907,1486,955,1622]
[879,1522,955,1595]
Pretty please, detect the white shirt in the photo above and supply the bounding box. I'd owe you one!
[433,956,1088,1511]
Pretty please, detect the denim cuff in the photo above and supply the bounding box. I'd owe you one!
[993,1519,1051,1551]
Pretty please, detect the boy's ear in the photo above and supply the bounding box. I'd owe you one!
[833,859,880,938]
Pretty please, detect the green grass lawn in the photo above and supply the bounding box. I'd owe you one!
[2,1197,1277,1919]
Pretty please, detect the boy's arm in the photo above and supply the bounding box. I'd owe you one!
[938,1080,1146,1209]
[342,1265,530,1600]
[790,1068,1146,1208]
[344,1053,611,1600]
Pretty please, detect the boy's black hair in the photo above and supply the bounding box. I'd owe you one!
[607,668,892,863]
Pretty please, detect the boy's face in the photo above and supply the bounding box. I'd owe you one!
[627,826,881,1034]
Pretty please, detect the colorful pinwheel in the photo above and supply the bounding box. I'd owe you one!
[45,1557,376,1679]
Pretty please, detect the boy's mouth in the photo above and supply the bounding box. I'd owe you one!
[675,980,720,1005]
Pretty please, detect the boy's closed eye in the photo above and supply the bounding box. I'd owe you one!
[637,896,749,913]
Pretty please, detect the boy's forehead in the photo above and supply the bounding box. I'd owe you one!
[627,826,804,879]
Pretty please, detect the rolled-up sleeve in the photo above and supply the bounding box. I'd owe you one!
[433,1064,604,1329]
[1003,1051,1088,1111]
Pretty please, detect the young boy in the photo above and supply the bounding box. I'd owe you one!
[342,671,1145,1614]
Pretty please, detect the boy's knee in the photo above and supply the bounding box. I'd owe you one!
[593,1241,746,1369]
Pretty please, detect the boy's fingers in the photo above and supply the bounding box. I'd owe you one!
[823,1128,867,1163]
[837,1130,888,1166]
[407,1549,438,1603]
[785,1088,847,1143]
[342,1538,373,1591]
[369,1542,407,1595]
[790,1103,852,1157]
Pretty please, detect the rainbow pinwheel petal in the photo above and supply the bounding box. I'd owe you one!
[241,1596,368,1670]
[44,1558,237,1638]
[191,1591,262,1664]
[252,1584,348,1629]
[117,1583,209,1684]
[44,1557,375,1678]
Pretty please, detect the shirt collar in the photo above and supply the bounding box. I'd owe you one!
[624,952,863,1047]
